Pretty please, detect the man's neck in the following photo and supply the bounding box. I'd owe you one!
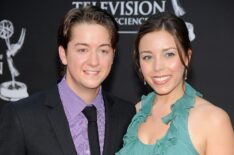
[76,87,100,104]
[66,81,100,104]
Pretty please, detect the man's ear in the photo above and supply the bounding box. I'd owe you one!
[113,49,116,56]
[111,49,116,64]
[58,46,67,65]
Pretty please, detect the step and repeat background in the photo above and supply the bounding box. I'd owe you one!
[0,0,234,124]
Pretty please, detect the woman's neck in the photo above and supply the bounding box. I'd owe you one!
[154,82,185,106]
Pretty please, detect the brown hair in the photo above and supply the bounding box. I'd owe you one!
[57,6,118,49]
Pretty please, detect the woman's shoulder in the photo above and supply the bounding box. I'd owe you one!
[135,101,141,112]
[190,96,231,127]
[190,96,233,139]
[189,97,234,154]
[192,96,230,123]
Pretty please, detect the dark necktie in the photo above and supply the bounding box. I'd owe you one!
[82,106,101,155]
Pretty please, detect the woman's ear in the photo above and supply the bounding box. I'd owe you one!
[139,68,142,74]
[58,46,67,65]
[186,49,192,66]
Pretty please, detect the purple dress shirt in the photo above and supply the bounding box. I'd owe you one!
[58,78,105,155]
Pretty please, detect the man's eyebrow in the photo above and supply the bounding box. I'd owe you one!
[74,43,89,46]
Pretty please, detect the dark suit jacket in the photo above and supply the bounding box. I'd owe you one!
[0,86,136,155]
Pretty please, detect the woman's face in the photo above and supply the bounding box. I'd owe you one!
[139,30,189,96]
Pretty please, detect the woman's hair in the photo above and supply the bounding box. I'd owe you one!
[134,12,192,80]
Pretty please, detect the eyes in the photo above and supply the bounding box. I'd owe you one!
[77,48,87,53]
[140,50,176,61]
[141,55,152,60]
[165,52,175,57]
[76,47,112,55]
[100,49,110,54]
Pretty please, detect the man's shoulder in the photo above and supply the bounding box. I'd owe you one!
[102,91,136,116]
[5,86,60,111]
[103,91,133,106]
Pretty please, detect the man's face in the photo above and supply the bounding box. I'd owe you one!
[59,23,114,95]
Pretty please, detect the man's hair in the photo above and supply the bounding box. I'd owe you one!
[57,5,118,49]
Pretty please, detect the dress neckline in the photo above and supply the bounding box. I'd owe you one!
[136,82,202,147]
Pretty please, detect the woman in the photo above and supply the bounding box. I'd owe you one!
[116,12,234,155]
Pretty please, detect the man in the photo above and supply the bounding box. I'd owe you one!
[0,6,135,155]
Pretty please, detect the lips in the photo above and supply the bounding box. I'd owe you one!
[152,75,170,85]
[84,70,100,75]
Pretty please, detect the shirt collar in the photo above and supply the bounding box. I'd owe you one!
[58,77,103,120]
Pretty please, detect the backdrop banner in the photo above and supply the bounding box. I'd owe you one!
[1,0,234,125]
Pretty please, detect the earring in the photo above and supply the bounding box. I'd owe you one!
[184,69,188,80]
[144,81,147,85]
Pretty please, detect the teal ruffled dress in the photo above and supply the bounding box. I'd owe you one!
[116,83,202,155]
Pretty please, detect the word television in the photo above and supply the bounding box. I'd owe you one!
[72,1,166,26]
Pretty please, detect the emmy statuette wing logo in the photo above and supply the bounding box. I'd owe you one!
[171,0,195,41]
[0,19,29,102]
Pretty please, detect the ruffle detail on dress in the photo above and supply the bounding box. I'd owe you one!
[152,122,178,155]
[162,83,202,124]
[153,82,202,154]
[121,92,156,146]
[122,112,146,145]
[140,91,156,115]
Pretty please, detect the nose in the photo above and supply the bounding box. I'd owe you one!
[88,51,99,66]
[153,56,164,71]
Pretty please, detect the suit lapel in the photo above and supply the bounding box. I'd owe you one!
[102,92,113,155]
[103,92,117,155]
[45,87,77,155]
